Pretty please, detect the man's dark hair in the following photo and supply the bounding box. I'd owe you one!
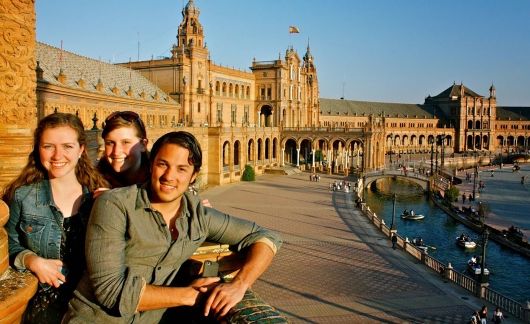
[150,131,202,174]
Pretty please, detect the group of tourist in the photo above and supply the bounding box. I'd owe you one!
[3,111,283,323]
[309,173,320,182]
[469,305,504,324]
[329,180,352,192]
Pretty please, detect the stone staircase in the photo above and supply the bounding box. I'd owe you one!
[264,165,303,175]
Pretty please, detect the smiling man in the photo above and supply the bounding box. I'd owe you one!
[64,131,282,323]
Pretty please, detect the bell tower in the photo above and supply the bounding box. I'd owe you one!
[177,0,205,49]
[303,42,319,127]
[173,0,210,127]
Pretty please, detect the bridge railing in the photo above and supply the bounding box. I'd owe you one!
[363,170,430,189]
[357,200,530,322]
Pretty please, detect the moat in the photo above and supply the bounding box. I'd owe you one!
[364,178,530,303]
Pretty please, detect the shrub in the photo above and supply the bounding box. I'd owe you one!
[242,164,256,181]
[445,186,459,203]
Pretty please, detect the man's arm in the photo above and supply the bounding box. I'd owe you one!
[136,277,220,311]
[203,241,275,318]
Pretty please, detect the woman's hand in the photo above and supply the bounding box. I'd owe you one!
[202,199,212,208]
[25,254,65,288]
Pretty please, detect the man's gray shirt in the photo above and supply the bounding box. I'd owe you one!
[66,184,282,323]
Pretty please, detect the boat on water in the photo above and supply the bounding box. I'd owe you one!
[456,234,477,249]
[467,257,490,276]
[411,237,430,252]
[401,209,425,220]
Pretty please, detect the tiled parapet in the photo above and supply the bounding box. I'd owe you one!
[0,201,38,324]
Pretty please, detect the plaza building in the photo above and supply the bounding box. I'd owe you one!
[3,0,530,190]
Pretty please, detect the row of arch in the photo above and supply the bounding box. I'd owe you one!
[221,137,279,170]
[386,134,453,148]
[496,135,530,150]
[214,81,251,99]
[283,137,365,172]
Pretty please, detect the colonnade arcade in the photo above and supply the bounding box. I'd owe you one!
[496,135,530,153]
[466,134,490,151]
[221,136,279,172]
[282,137,365,173]
[386,134,454,154]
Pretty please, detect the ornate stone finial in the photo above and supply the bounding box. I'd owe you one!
[57,69,67,84]
[126,85,133,97]
[171,44,178,58]
[153,91,159,100]
[36,61,44,80]
[112,84,119,95]
[96,78,104,92]
[92,112,99,130]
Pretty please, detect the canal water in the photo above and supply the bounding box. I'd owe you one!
[364,178,530,303]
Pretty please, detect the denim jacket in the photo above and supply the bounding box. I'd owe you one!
[6,179,92,271]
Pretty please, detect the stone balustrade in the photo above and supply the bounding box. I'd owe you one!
[0,201,38,324]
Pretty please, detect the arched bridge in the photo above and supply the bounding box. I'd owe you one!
[363,170,430,191]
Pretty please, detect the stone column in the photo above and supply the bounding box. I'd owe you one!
[311,148,315,172]
[0,1,39,321]
[296,147,300,167]
[0,0,38,189]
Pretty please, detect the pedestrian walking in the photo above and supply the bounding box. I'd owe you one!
[479,305,488,324]
[391,233,398,250]
[492,307,504,323]
[469,311,480,324]
[462,193,466,204]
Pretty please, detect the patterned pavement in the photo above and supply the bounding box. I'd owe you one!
[202,172,522,323]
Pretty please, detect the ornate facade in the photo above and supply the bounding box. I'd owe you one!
[3,0,530,190]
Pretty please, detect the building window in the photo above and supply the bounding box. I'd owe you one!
[244,105,249,125]
[231,104,237,124]
[216,103,223,122]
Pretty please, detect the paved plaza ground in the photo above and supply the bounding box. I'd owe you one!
[454,163,530,237]
[202,172,523,323]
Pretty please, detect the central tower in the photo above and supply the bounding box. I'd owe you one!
[171,0,210,126]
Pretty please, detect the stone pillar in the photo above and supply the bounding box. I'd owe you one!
[296,147,300,167]
[311,148,315,172]
[0,1,39,321]
[0,0,38,189]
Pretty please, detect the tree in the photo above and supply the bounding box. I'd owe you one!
[241,164,255,181]
[444,186,459,203]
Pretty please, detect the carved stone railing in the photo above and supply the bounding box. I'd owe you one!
[0,201,38,324]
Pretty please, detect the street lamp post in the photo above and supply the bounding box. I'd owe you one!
[479,202,489,284]
[430,138,434,176]
[480,227,489,283]
[441,134,446,174]
[435,147,439,175]
[472,164,478,201]
[388,134,393,166]
[391,193,397,230]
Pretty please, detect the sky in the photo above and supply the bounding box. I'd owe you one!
[36,0,530,106]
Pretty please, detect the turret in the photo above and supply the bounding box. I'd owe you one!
[177,0,205,48]
[489,83,496,98]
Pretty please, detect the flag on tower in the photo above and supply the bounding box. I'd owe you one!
[289,26,300,34]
